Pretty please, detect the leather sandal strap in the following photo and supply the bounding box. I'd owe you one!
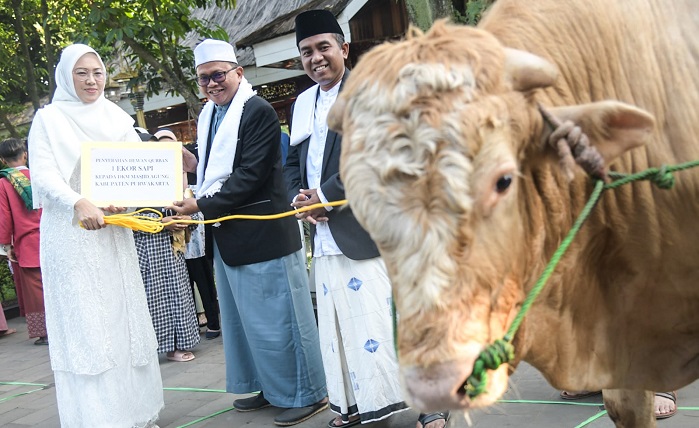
[655,391,677,403]
[418,411,450,426]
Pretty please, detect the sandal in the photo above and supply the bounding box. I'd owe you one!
[34,336,49,345]
[0,328,16,338]
[327,416,361,427]
[654,391,677,419]
[166,350,195,362]
[560,390,602,400]
[417,411,450,428]
[198,313,208,327]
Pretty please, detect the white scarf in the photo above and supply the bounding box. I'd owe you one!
[196,76,256,197]
[38,102,136,182]
[30,44,138,206]
[290,84,319,146]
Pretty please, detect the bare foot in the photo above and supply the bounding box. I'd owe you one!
[0,328,16,338]
[328,415,360,427]
[654,391,677,419]
[197,313,207,327]
[166,350,195,362]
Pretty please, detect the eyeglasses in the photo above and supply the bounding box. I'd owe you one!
[73,69,106,82]
[196,68,237,86]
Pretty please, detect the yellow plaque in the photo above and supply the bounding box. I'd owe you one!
[81,141,183,207]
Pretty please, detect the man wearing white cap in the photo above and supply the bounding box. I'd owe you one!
[169,38,328,426]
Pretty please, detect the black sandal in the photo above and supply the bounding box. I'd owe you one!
[417,411,450,428]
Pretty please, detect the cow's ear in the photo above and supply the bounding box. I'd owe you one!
[545,101,655,164]
[328,96,346,133]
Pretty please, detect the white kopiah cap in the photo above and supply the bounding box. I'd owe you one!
[154,129,177,141]
[194,39,238,68]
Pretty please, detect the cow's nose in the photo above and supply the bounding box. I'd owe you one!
[400,342,487,411]
[402,360,475,411]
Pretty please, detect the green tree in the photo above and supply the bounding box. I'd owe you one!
[0,0,46,137]
[453,0,494,25]
[65,0,237,120]
[404,0,494,30]
[40,0,56,98]
[10,0,41,111]
[405,0,453,32]
[0,0,238,135]
[0,0,78,137]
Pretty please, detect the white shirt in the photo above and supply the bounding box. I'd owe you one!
[307,83,342,257]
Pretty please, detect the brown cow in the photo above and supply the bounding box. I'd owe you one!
[327,0,699,426]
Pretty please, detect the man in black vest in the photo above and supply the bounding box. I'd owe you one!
[284,10,449,428]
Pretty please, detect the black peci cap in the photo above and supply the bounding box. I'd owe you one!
[295,9,344,46]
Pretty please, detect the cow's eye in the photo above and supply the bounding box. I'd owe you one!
[495,174,513,193]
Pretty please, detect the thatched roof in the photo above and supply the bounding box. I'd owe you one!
[185,0,352,66]
[235,0,351,47]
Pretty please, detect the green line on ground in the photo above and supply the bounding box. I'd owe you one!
[163,387,227,393]
[574,410,607,427]
[0,387,46,403]
[499,399,602,407]
[176,406,235,428]
[0,381,48,387]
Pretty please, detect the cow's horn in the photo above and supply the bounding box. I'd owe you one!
[504,48,558,92]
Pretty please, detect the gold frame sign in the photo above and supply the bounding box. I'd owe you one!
[81,141,183,207]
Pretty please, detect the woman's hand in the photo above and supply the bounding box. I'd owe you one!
[75,198,106,230]
[162,215,189,232]
[103,205,127,214]
[5,246,17,263]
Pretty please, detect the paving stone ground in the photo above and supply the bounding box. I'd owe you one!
[2,315,698,427]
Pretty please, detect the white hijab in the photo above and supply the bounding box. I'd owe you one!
[39,44,137,182]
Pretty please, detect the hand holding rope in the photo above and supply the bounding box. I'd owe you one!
[82,200,349,233]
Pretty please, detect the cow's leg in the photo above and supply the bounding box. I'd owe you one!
[603,389,655,428]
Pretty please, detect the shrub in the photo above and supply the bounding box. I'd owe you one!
[0,261,17,308]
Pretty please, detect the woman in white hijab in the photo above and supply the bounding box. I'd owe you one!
[28,43,163,427]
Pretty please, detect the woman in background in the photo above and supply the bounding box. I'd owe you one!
[154,128,221,340]
[129,131,201,363]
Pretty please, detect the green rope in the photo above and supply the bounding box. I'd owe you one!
[499,399,602,406]
[0,387,47,403]
[574,411,609,427]
[605,160,699,189]
[464,159,699,399]
[176,407,235,428]
[0,381,48,386]
[391,296,399,359]
[464,180,605,398]
[163,387,227,393]
[0,381,52,403]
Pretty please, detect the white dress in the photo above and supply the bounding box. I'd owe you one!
[29,110,164,427]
